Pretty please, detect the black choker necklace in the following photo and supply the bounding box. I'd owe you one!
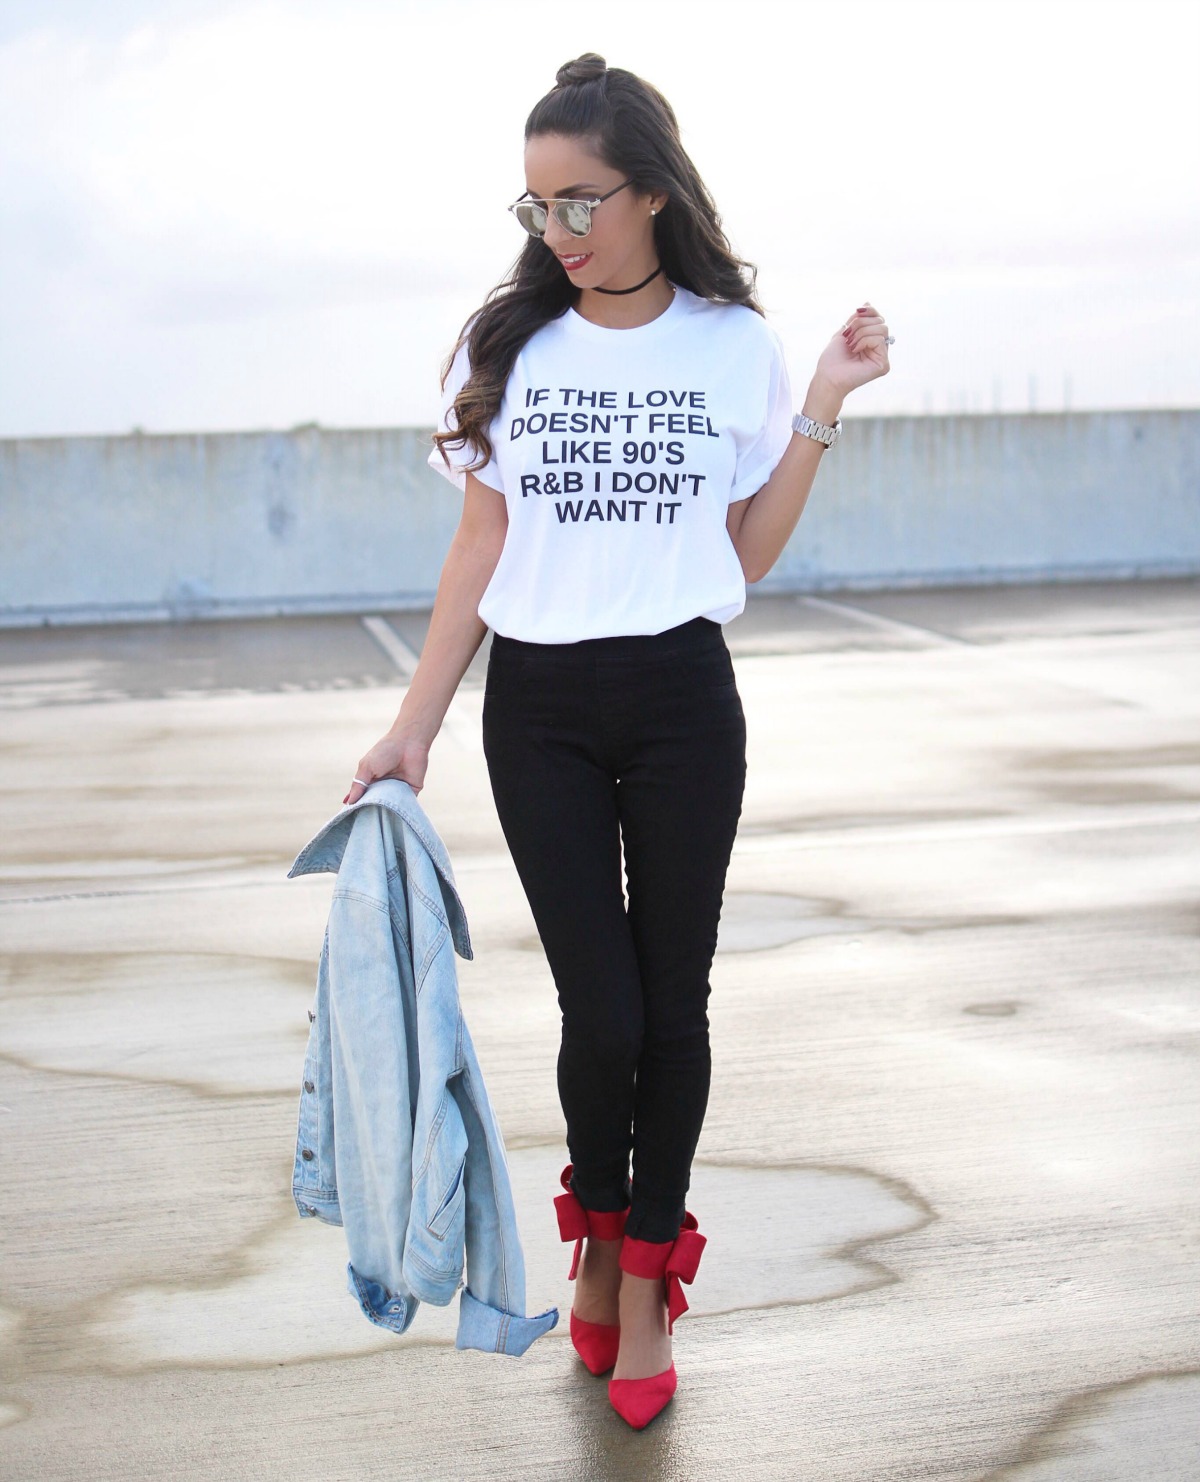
[592,264,665,295]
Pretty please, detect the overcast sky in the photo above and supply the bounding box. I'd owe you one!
[1,0,1197,437]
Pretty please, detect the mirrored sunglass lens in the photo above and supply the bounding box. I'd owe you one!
[557,201,592,236]
[514,203,547,235]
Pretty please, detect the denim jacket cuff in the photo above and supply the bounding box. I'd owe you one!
[347,1263,419,1335]
[454,1286,559,1356]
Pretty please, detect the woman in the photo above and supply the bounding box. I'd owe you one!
[342,52,891,1428]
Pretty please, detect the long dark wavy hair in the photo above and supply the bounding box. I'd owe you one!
[432,51,765,479]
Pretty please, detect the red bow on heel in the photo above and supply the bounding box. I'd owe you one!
[608,1211,706,1429]
[553,1163,628,1375]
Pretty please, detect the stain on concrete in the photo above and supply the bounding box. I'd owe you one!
[76,1146,929,1375]
[736,807,1009,837]
[0,853,282,883]
[714,893,1025,953]
[516,892,1027,957]
[1019,743,1200,773]
[0,1304,23,1364]
[0,1307,31,1428]
[0,1060,302,1360]
[716,893,870,952]
[980,1368,1200,1479]
[80,1213,426,1375]
[6,866,291,906]
[1008,742,1200,808]
[0,1400,29,1432]
[0,951,314,1095]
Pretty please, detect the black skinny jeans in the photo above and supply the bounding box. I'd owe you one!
[481,616,747,1244]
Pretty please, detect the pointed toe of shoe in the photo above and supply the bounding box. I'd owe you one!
[607,1362,678,1428]
[569,1310,621,1376]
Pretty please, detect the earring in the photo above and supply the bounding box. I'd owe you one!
[650,208,657,216]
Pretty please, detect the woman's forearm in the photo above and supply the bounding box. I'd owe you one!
[387,525,502,746]
[729,376,845,584]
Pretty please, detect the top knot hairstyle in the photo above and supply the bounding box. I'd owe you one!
[432,52,765,479]
[555,51,607,86]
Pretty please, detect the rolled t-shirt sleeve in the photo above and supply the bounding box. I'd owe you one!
[426,336,504,495]
[728,326,795,505]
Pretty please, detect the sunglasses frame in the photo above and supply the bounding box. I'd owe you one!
[508,178,637,238]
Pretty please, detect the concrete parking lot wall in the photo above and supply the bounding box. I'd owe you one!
[1,410,1196,626]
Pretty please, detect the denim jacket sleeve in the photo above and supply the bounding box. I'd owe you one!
[287,779,558,1357]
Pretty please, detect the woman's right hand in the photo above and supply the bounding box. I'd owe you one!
[342,731,431,805]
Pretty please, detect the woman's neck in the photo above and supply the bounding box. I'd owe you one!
[571,273,675,330]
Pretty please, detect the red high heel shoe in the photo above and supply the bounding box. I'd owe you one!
[607,1211,706,1429]
[553,1163,629,1375]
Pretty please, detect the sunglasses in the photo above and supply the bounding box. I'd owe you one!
[508,178,636,238]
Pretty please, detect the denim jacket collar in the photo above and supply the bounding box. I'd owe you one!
[286,779,473,960]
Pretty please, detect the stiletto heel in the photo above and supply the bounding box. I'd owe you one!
[607,1211,706,1429]
[553,1163,628,1375]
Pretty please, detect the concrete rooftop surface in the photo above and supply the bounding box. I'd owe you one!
[1,579,1199,1481]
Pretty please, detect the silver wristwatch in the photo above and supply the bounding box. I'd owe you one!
[792,411,842,449]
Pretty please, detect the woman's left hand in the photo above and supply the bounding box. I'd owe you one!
[812,302,892,398]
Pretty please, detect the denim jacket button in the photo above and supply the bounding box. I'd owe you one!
[308,1010,315,1023]
[304,1080,315,1092]
[301,1148,314,1161]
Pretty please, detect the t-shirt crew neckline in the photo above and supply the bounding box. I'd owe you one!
[564,281,685,343]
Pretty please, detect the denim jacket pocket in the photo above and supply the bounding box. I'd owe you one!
[404,1090,470,1303]
[420,1091,469,1245]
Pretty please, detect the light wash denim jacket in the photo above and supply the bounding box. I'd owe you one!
[287,778,558,1356]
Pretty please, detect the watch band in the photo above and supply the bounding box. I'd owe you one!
[792,411,842,448]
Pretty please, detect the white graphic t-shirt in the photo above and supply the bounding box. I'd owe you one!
[426,282,794,643]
